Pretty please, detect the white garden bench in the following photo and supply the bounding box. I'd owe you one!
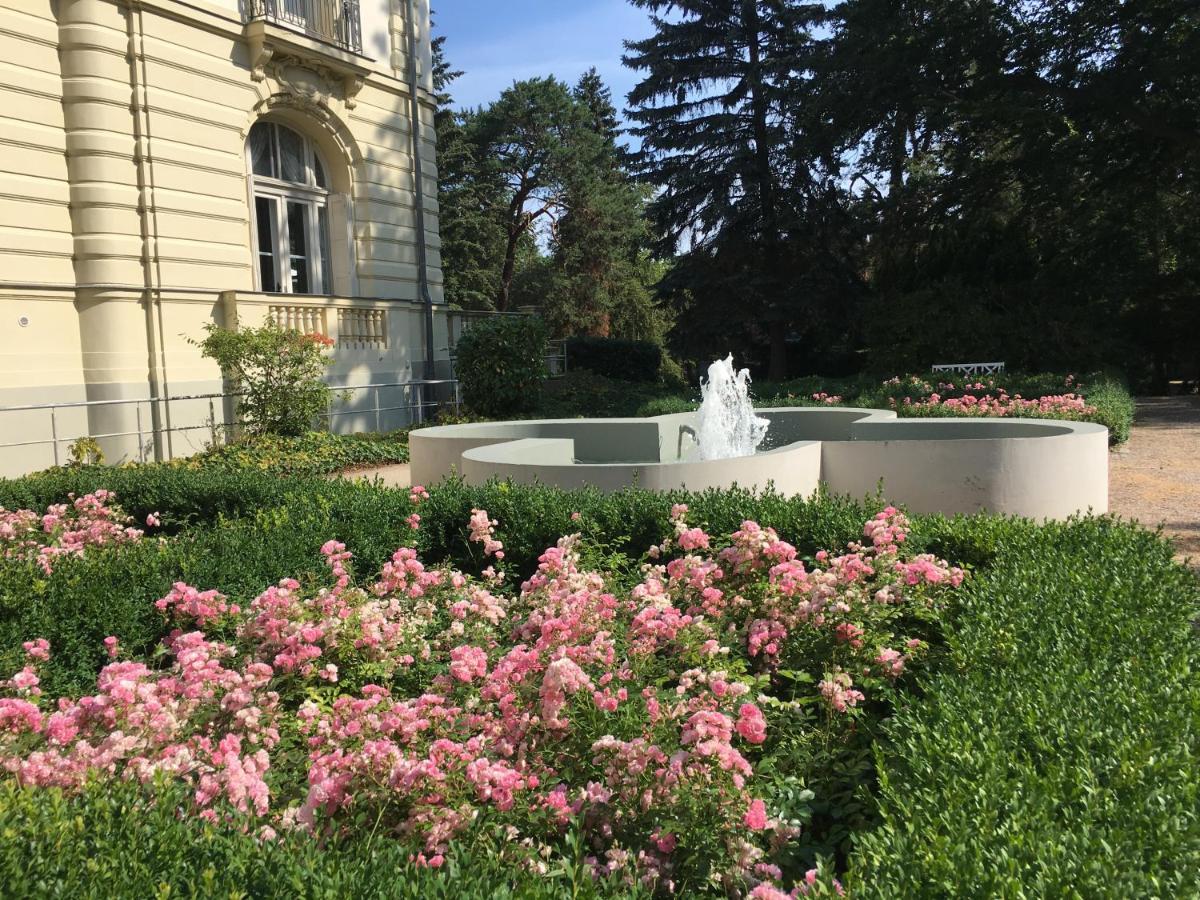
[930,362,1006,377]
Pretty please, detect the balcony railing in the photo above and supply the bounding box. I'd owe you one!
[243,0,363,55]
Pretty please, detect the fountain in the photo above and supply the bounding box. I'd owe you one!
[408,355,1110,520]
[693,354,770,460]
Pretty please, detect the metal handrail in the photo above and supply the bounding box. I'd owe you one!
[0,377,460,469]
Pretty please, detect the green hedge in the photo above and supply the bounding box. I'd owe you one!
[0,781,643,900]
[1,467,1195,894]
[455,316,548,417]
[849,516,1200,897]
[174,431,410,475]
[565,335,662,383]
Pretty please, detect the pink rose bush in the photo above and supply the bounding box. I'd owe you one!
[0,502,962,895]
[0,490,144,575]
[881,374,1100,422]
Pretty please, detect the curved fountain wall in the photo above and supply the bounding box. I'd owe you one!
[408,408,1109,520]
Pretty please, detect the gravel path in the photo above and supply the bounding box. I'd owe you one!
[329,462,412,489]
[1109,396,1200,571]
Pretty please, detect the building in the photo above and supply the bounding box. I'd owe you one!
[0,0,460,476]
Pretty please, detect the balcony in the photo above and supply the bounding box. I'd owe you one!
[242,0,362,55]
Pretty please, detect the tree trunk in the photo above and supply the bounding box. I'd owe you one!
[495,225,521,312]
[745,0,787,380]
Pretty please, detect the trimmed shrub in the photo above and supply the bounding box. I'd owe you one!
[0,466,1196,893]
[0,781,641,899]
[171,431,409,475]
[454,315,548,416]
[566,335,662,383]
[848,516,1200,897]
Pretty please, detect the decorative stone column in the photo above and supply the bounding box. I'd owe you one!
[57,0,157,463]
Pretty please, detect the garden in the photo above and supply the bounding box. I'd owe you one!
[0,453,1195,897]
[0,327,1186,898]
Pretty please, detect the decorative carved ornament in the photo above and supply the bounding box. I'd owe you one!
[245,22,367,110]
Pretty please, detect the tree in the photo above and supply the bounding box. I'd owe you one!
[624,0,831,379]
[432,32,506,309]
[818,0,1200,384]
[473,78,580,311]
[546,71,664,340]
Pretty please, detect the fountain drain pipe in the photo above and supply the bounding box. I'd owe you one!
[406,0,436,386]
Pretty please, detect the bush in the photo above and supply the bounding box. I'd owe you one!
[566,336,662,383]
[0,467,1196,893]
[535,369,689,419]
[454,316,548,417]
[848,516,1200,897]
[196,322,334,437]
[171,431,409,476]
[0,781,640,899]
[0,501,950,896]
[1080,375,1136,445]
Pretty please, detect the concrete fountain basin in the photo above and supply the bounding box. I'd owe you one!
[408,407,1108,519]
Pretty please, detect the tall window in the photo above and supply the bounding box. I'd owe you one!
[248,121,333,294]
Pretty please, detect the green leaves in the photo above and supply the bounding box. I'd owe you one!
[454,315,549,416]
[194,324,333,438]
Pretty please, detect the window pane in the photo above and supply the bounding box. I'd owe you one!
[255,195,278,292]
[317,204,332,294]
[279,126,306,185]
[287,200,309,294]
[314,153,327,189]
[249,123,276,178]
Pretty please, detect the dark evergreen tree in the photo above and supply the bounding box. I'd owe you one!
[546,71,665,340]
[432,32,506,309]
[625,0,839,379]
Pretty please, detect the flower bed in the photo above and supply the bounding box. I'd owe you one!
[0,501,960,896]
[0,490,146,575]
[0,473,1193,896]
[638,371,1135,445]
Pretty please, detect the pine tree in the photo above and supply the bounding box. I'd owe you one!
[546,71,663,340]
[432,33,505,309]
[624,0,824,378]
[473,78,580,311]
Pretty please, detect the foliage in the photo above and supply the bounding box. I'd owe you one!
[195,323,334,437]
[471,77,582,311]
[532,370,686,419]
[0,502,948,895]
[544,72,666,342]
[815,0,1200,388]
[848,515,1200,897]
[454,315,549,416]
[565,336,663,383]
[0,780,642,899]
[432,34,506,311]
[171,432,409,477]
[0,463,1196,892]
[66,437,104,467]
[625,0,862,380]
[0,490,145,576]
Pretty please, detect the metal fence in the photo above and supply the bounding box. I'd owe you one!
[242,0,363,54]
[0,378,457,469]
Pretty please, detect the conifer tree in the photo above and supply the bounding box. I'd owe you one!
[432,33,505,309]
[624,0,822,378]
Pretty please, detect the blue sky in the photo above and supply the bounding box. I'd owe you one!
[433,0,655,119]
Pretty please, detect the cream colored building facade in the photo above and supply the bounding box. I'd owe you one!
[0,0,453,476]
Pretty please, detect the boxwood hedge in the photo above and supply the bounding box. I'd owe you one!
[0,467,1195,895]
[0,781,643,899]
